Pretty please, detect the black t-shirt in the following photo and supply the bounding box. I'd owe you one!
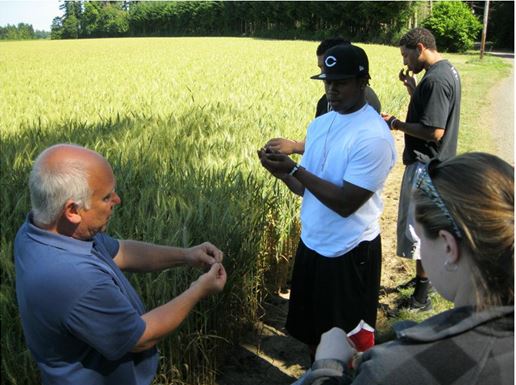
[315,86,382,118]
[403,60,461,165]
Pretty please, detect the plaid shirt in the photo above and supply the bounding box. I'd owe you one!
[305,306,513,385]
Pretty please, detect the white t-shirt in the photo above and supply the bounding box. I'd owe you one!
[299,104,396,257]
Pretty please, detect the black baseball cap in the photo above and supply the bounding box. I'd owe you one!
[311,44,370,81]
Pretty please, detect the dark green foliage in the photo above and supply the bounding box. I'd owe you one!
[50,1,419,44]
[126,1,417,43]
[51,1,129,39]
[468,1,514,50]
[45,0,512,48]
[0,23,49,40]
[82,2,129,38]
[422,1,482,52]
[488,1,514,50]
[61,14,79,39]
[50,17,63,39]
[0,23,50,40]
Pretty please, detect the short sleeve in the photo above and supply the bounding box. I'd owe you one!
[343,137,394,192]
[64,279,146,361]
[419,80,452,129]
[94,232,120,259]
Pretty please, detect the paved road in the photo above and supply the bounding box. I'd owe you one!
[487,53,514,164]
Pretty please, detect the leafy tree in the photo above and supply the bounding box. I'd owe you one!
[61,14,79,39]
[16,23,35,39]
[0,23,35,40]
[34,30,51,39]
[60,1,83,21]
[100,3,129,36]
[423,1,482,52]
[489,1,514,50]
[467,1,514,50]
[81,2,102,37]
[51,17,63,39]
[82,2,129,37]
[59,0,82,38]
[49,0,421,43]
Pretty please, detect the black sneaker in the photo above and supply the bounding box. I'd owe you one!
[408,295,433,311]
[397,294,433,312]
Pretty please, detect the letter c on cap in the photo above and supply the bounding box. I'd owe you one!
[325,56,337,68]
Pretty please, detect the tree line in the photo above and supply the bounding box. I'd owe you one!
[50,1,419,43]
[44,1,514,51]
[0,23,50,40]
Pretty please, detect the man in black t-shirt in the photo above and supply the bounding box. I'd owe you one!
[382,28,461,311]
[266,38,381,155]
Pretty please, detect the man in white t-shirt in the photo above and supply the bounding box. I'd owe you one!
[258,44,396,362]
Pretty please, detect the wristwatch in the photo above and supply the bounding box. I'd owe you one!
[288,163,301,176]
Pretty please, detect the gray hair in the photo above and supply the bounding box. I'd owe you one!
[29,149,91,225]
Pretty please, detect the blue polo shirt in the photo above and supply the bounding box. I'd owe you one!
[14,214,158,385]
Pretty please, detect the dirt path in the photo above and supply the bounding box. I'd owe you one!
[486,54,514,164]
[216,58,514,384]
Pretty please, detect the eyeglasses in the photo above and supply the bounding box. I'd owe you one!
[415,160,463,239]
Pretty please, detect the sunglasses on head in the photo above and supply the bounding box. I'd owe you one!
[415,159,463,239]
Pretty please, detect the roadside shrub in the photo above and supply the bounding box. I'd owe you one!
[422,1,482,53]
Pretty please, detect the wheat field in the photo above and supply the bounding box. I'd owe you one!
[0,37,505,384]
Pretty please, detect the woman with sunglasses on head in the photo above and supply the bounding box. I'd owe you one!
[294,152,514,385]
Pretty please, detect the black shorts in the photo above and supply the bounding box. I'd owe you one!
[285,236,382,346]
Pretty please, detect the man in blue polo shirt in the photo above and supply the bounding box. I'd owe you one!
[14,144,227,385]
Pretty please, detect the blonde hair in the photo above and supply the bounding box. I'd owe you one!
[414,152,514,309]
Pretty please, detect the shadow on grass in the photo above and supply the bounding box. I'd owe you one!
[1,106,287,385]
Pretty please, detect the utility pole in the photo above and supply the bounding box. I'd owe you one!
[480,0,490,59]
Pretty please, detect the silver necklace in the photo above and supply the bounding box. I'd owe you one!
[320,104,367,171]
[321,113,337,171]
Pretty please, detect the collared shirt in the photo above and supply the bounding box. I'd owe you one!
[14,214,158,385]
[303,306,514,385]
